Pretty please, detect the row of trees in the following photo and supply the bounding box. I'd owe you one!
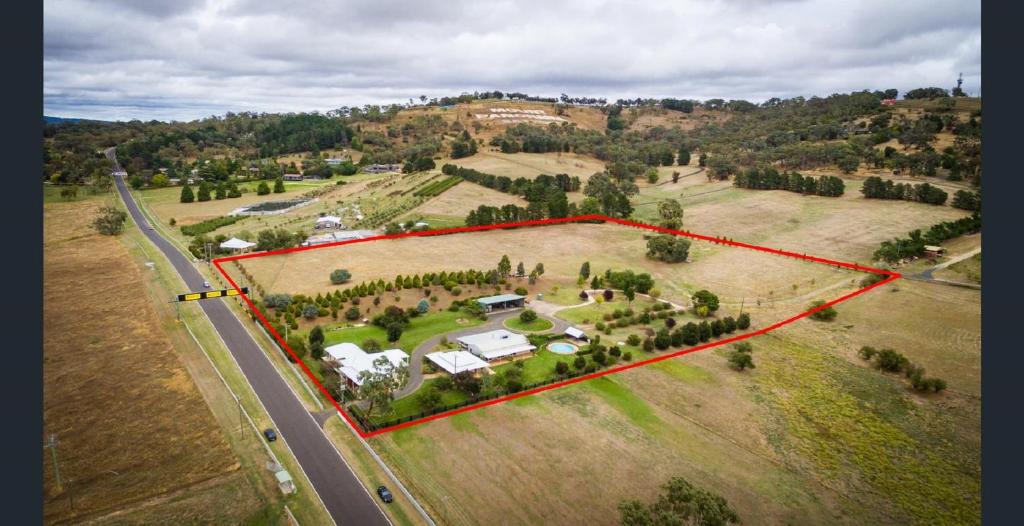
[441,164,582,194]
[873,213,981,262]
[857,346,947,393]
[732,168,845,197]
[860,177,948,205]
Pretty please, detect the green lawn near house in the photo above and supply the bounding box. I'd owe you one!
[320,310,485,352]
[504,316,554,332]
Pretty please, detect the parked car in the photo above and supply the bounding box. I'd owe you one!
[376,485,393,503]
[203,280,211,288]
[263,428,277,442]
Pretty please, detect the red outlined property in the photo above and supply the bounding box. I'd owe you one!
[212,214,899,438]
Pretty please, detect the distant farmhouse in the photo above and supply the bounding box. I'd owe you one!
[302,230,375,246]
[314,215,344,229]
[456,329,536,362]
[363,164,401,174]
[324,342,408,391]
[325,157,349,166]
[282,173,303,181]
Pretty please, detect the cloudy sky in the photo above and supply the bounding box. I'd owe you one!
[44,0,981,122]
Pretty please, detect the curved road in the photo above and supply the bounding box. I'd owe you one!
[107,151,390,526]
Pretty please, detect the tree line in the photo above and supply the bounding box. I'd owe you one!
[873,213,981,263]
[860,176,948,205]
[733,168,845,197]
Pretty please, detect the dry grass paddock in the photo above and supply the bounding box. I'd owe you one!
[43,199,241,523]
[414,180,527,217]
[450,151,607,181]
[239,222,858,309]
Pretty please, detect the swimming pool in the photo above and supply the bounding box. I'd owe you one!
[548,342,578,355]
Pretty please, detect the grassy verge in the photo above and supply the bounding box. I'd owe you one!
[119,220,333,526]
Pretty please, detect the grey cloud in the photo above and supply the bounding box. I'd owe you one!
[44,0,981,121]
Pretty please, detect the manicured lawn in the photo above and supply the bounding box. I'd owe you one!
[320,310,484,352]
[558,297,658,325]
[504,316,553,332]
[537,286,587,306]
[385,377,471,422]
[492,350,572,385]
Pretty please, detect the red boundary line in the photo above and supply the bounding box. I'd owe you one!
[212,214,899,438]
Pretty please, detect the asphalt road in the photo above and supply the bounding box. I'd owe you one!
[107,153,390,526]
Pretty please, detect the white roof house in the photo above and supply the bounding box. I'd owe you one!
[315,215,344,228]
[456,330,536,361]
[219,237,256,251]
[426,351,490,375]
[324,342,408,387]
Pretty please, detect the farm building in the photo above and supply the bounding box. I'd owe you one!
[302,230,375,246]
[426,350,490,375]
[564,326,589,342]
[219,237,256,253]
[282,173,303,181]
[924,245,947,258]
[363,164,401,174]
[324,342,408,390]
[325,157,349,166]
[456,330,536,362]
[476,294,526,312]
[315,215,344,229]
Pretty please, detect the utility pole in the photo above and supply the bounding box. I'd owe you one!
[44,434,63,490]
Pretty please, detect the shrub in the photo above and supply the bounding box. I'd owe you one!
[555,361,569,375]
[858,346,878,360]
[723,317,737,333]
[417,388,443,411]
[626,334,642,346]
[809,300,838,321]
[519,309,538,323]
[736,313,751,330]
[451,286,462,296]
[665,317,676,329]
[595,322,606,331]
[874,348,909,373]
[654,328,671,350]
[623,352,633,361]
[573,356,587,370]
[603,289,614,301]
[728,351,755,371]
[330,269,352,284]
[515,287,528,295]
[579,290,589,300]
[434,376,454,391]
[642,338,655,352]
[302,304,319,319]
[734,342,753,353]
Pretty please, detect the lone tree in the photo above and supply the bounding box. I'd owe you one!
[619,476,740,526]
[273,178,285,193]
[180,183,194,203]
[657,200,684,229]
[256,181,271,195]
[93,206,128,235]
[516,261,525,277]
[580,261,591,279]
[330,269,352,284]
[646,234,691,263]
[691,290,720,314]
[357,356,410,421]
[519,309,538,323]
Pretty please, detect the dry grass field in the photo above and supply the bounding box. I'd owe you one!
[43,199,249,523]
[239,222,858,309]
[414,180,527,217]
[449,151,606,180]
[633,177,970,263]
[366,270,980,525]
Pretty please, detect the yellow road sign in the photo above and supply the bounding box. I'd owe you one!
[177,287,249,302]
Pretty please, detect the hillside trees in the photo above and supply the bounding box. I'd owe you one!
[646,235,691,263]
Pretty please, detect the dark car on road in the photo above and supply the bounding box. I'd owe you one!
[376,485,393,503]
[263,428,277,442]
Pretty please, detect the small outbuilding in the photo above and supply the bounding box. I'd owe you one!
[282,173,303,181]
[219,237,257,253]
[315,215,344,229]
[476,294,526,312]
[924,245,947,258]
[564,326,589,342]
